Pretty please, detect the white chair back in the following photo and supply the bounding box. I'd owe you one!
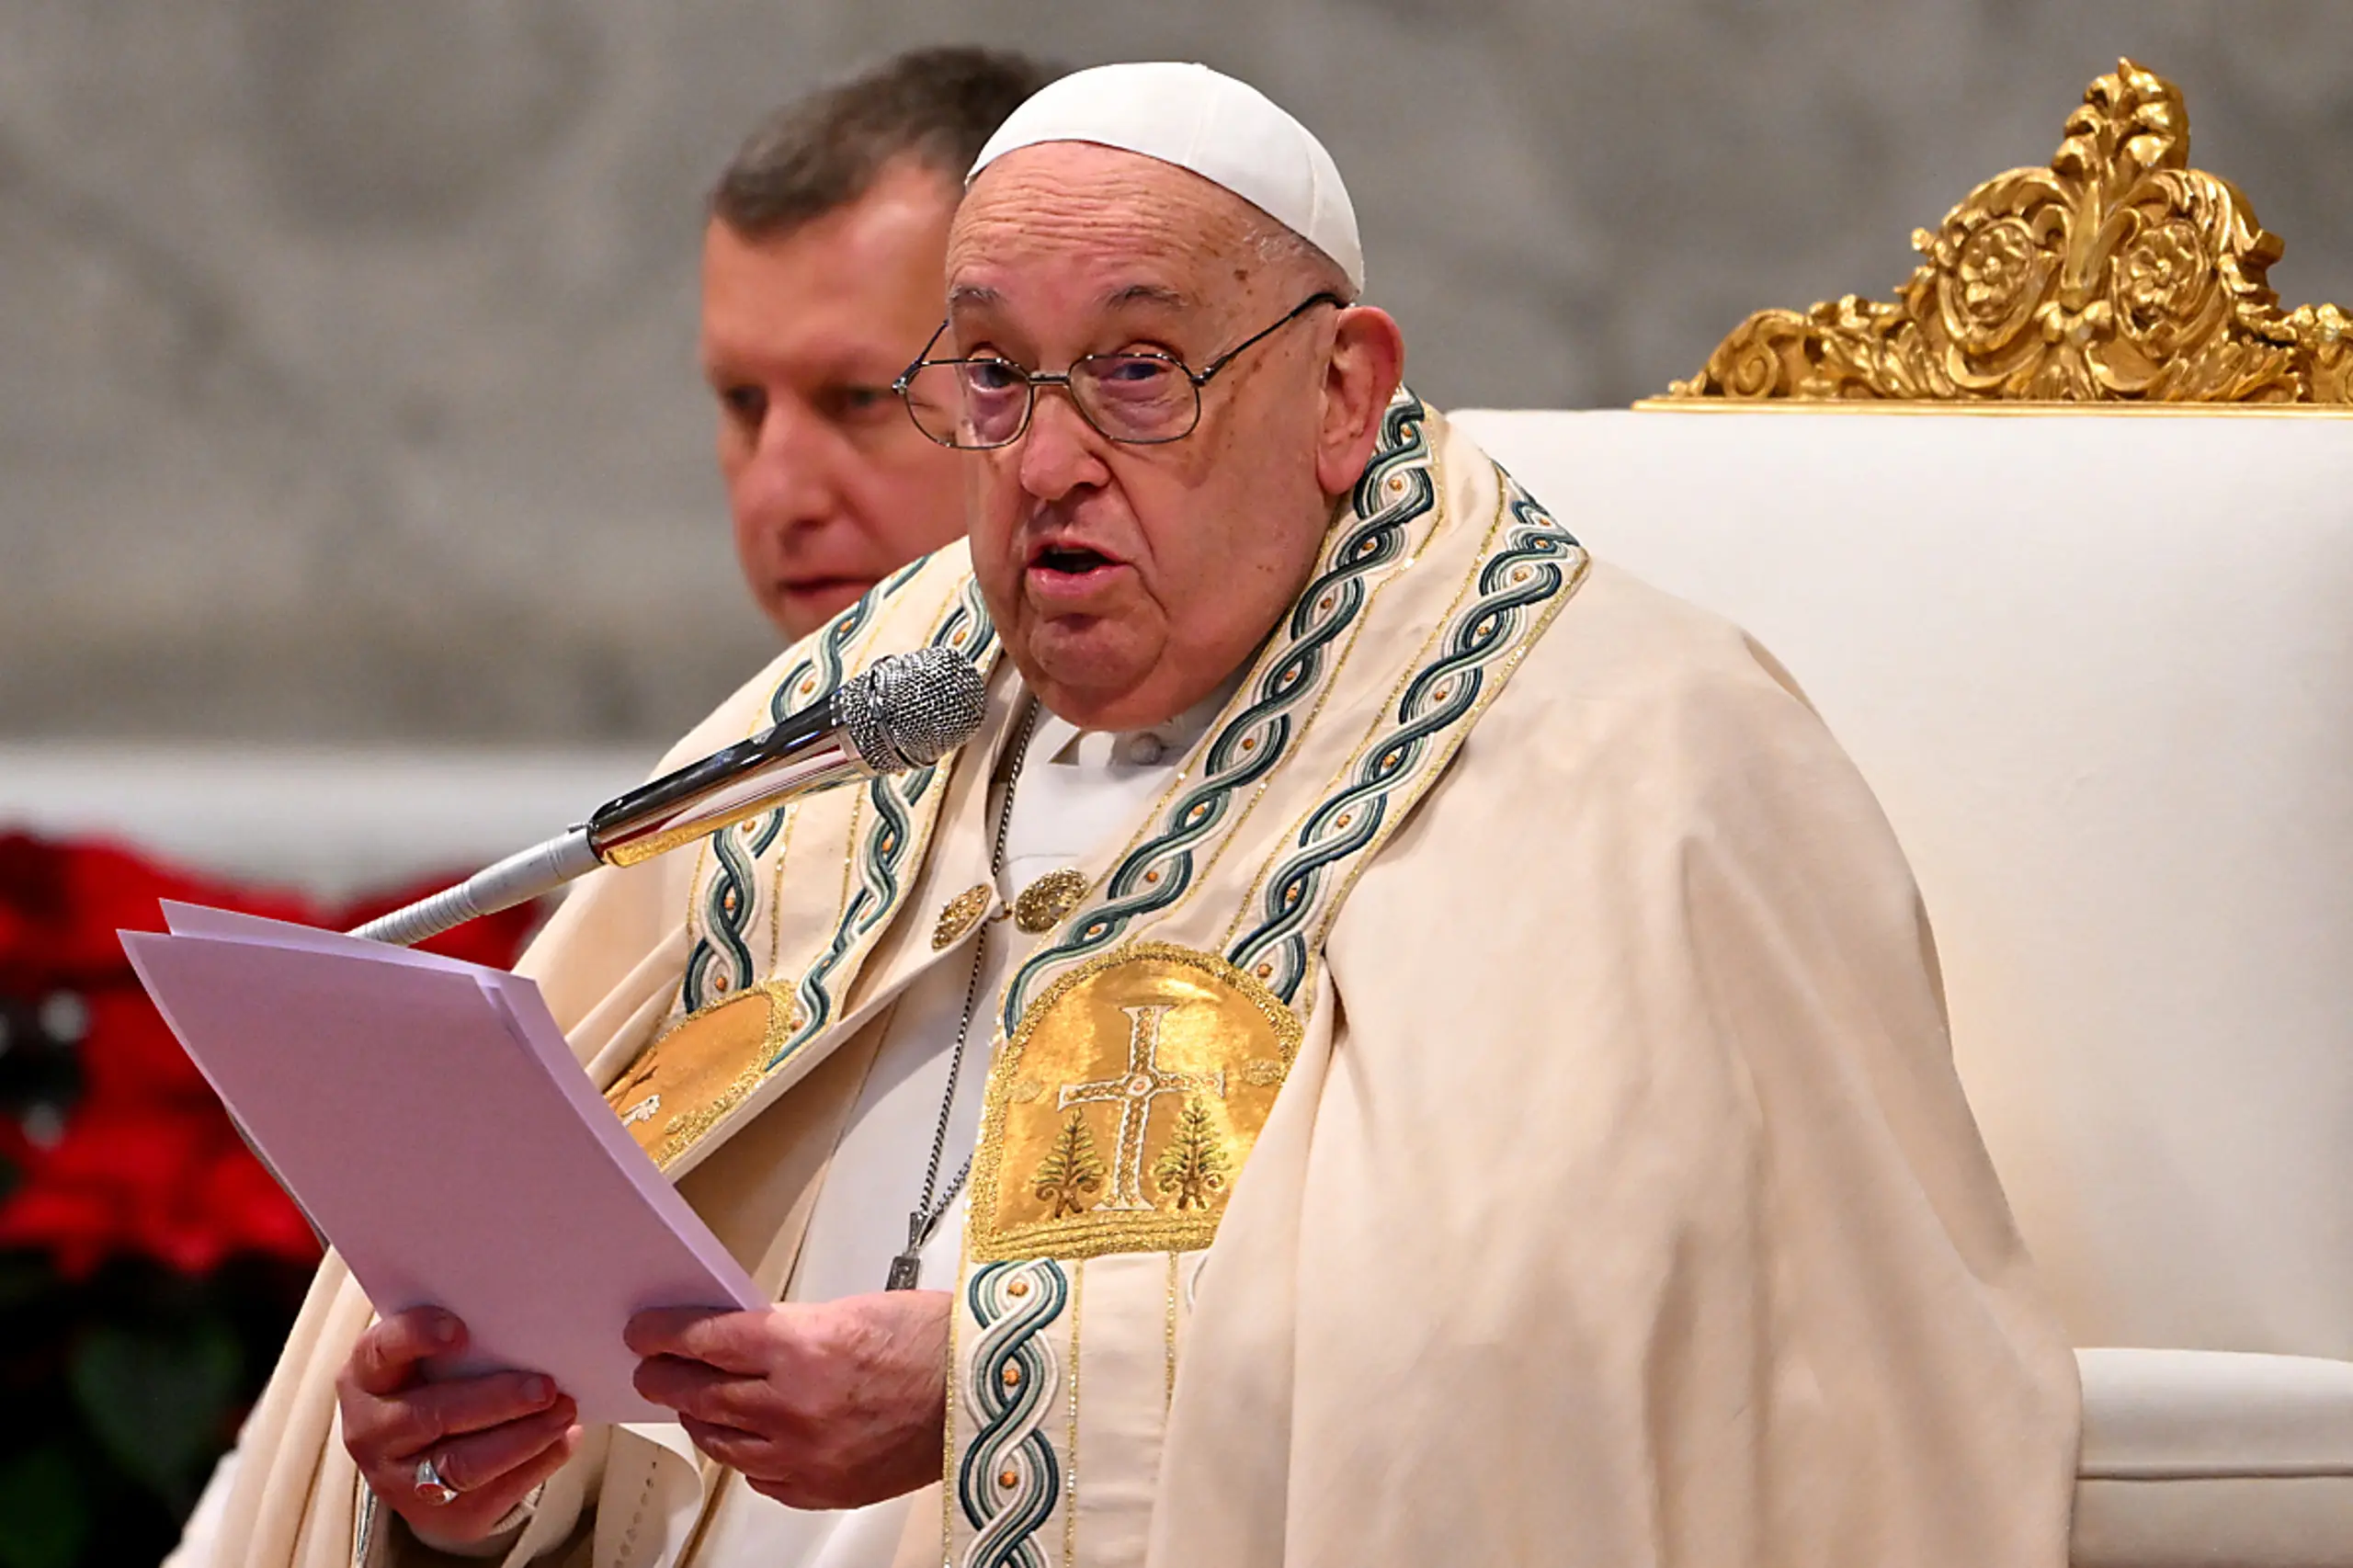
[1452,406,2353,1359]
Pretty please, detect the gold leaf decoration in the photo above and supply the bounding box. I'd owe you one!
[1667,60,2349,405]
[1031,1108,1108,1220]
[1151,1096,1231,1211]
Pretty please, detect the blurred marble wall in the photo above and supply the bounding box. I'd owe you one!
[4,0,2348,746]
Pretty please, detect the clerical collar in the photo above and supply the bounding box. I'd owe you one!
[1035,665,1250,773]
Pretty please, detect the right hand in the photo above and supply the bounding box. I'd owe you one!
[336,1308,583,1545]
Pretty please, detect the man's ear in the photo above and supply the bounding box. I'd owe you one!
[1314,306,1407,498]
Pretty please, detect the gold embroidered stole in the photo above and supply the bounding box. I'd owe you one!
[946,395,1590,1568]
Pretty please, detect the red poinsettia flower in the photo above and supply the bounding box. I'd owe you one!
[197,1140,324,1262]
[76,987,218,1106]
[0,834,312,991]
[0,1101,223,1276]
[1,831,535,1278]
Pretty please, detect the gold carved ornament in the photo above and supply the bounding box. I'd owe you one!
[1665,59,2350,406]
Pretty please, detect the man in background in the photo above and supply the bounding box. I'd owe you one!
[701,47,1060,640]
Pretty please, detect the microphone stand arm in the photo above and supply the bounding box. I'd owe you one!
[348,699,860,949]
[346,827,601,949]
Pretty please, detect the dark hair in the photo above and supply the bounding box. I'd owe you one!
[710,46,1061,238]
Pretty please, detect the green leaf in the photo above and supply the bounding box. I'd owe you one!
[0,1444,91,1568]
[68,1321,242,1510]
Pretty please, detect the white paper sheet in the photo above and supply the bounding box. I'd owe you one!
[121,905,761,1422]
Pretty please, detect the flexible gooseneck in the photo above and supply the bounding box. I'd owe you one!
[347,647,988,948]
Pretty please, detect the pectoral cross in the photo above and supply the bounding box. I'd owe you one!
[885,1213,927,1292]
[1058,1002,1226,1212]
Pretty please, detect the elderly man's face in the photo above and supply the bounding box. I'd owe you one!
[702,160,969,639]
[946,145,1364,730]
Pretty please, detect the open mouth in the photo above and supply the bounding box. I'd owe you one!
[1032,544,1116,576]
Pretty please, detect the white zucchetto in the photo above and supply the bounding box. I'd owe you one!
[967,61,1365,292]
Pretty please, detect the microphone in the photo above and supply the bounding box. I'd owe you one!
[349,646,989,948]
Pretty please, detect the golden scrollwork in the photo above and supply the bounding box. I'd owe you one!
[1667,59,2350,405]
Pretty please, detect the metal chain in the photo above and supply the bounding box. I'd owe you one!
[899,697,1040,1267]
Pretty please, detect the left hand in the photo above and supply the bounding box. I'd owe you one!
[625,1290,950,1509]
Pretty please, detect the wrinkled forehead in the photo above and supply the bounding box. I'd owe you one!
[947,142,1276,325]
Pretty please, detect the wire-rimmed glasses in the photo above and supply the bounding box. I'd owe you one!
[892,292,1345,449]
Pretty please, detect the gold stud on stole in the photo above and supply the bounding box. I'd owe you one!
[1013,869,1088,934]
[932,884,993,950]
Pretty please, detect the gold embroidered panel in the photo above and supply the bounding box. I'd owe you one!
[969,943,1302,1262]
[603,982,804,1170]
[1663,59,2350,406]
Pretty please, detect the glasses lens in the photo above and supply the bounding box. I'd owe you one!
[956,360,1033,447]
[901,362,962,445]
[902,360,1030,449]
[1072,355,1199,442]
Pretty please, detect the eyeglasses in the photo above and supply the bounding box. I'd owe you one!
[892,292,1346,450]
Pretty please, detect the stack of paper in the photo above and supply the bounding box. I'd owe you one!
[122,905,761,1422]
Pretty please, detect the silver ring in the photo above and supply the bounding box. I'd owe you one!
[413,1455,460,1506]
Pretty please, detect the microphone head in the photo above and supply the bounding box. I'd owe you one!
[835,646,989,772]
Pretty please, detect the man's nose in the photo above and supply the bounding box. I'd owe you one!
[1015,386,1112,502]
[734,401,839,528]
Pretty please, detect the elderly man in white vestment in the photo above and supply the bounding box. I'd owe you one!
[173,62,2079,1568]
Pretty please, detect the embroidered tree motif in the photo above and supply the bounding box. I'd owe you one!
[1152,1096,1230,1210]
[1032,1108,1107,1219]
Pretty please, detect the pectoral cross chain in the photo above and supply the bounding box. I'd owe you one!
[881,699,1038,1291]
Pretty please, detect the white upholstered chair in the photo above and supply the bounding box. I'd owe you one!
[1453,404,2353,1566]
[1450,53,2353,1568]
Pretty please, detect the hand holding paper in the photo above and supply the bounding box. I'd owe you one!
[120,905,765,1426]
[338,1306,581,1542]
[624,1290,951,1511]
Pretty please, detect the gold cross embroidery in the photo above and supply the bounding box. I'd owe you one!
[1057,1002,1226,1212]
